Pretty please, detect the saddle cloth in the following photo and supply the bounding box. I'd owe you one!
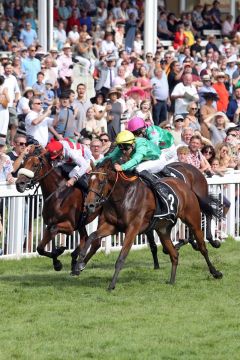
[141,174,179,223]
[161,165,186,183]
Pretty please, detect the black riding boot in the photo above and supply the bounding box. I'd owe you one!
[139,170,169,201]
[160,166,172,178]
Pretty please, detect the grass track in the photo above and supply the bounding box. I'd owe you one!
[0,238,240,360]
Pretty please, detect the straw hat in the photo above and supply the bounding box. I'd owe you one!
[108,88,122,98]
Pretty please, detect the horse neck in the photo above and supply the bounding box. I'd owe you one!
[108,173,138,203]
[39,163,64,199]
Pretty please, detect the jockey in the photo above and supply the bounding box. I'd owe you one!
[102,130,160,172]
[127,117,177,176]
[46,138,92,187]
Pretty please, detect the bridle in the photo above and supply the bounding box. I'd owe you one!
[88,170,119,206]
[19,154,56,191]
[88,170,138,207]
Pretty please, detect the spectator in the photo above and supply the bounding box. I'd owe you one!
[16,86,34,121]
[7,134,31,178]
[215,142,237,169]
[66,10,80,34]
[112,66,126,87]
[134,100,153,127]
[172,114,184,145]
[173,24,187,50]
[226,87,240,123]
[3,63,20,144]
[25,97,58,147]
[32,72,45,100]
[212,72,229,112]
[201,144,216,166]
[185,135,211,173]
[95,55,118,96]
[83,107,102,137]
[158,11,173,40]
[171,73,199,116]
[54,22,67,51]
[209,0,222,30]
[198,75,217,105]
[57,43,73,91]
[91,92,108,133]
[0,75,10,138]
[90,139,104,163]
[222,15,234,36]
[177,126,194,147]
[73,83,92,132]
[54,93,79,140]
[99,133,111,154]
[21,45,41,87]
[183,102,200,131]
[150,68,169,125]
[106,88,122,141]
[177,145,190,162]
[203,112,229,146]
[0,137,14,183]
[19,22,37,48]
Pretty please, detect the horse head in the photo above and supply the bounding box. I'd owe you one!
[85,159,116,214]
[16,145,50,193]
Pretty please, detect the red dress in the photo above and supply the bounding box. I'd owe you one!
[173,32,187,50]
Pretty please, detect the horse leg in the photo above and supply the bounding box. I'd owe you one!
[71,226,88,275]
[185,211,223,279]
[76,222,117,275]
[108,226,139,291]
[37,227,63,271]
[156,225,179,284]
[145,230,160,269]
[192,227,223,279]
[205,215,221,248]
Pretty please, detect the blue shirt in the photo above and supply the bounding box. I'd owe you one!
[151,73,169,101]
[22,57,41,87]
[20,28,37,47]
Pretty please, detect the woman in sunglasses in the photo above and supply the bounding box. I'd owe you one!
[183,102,200,131]
[201,144,216,165]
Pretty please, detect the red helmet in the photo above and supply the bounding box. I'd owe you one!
[46,139,63,159]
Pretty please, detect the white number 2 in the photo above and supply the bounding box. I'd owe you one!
[168,194,174,210]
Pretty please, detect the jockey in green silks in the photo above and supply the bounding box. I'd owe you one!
[127,117,177,175]
[102,130,160,172]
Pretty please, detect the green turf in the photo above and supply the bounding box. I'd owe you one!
[0,238,240,360]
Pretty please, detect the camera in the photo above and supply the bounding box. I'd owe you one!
[51,106,57,115]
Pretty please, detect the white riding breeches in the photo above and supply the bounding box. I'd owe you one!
[161,144,178,163]
[136,153,167,173]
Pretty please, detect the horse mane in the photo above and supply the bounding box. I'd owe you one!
[25,145,45,160]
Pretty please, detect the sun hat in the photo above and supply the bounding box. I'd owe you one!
[174,114,184,122]
[23,87,34,96]
[62,43,71,49]
[125,75,137,85]
[108,88,122,98]
[202,74,211,81]
[125,86,145,98]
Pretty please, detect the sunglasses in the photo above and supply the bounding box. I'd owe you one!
[16,142,27,146]
[175,119,183,122]
[164,126,171,129]
[228,133,237,137]
[118,144,132,151]
[100,138,109,142]
[191,107,198,110]
[33,102,42,105]
[203,150,213,155]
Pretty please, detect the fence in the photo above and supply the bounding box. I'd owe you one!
[0,172,240,260]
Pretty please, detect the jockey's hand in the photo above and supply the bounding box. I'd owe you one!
[114,164,122,172]
[66,177,76,187]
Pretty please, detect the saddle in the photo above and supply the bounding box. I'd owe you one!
[139,171,179,223]
[59,164,89,194]
[157,165,186,183]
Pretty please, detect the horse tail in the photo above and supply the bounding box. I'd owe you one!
[196,194,223,220]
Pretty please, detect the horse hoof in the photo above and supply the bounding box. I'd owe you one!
[70,270,80,276]
[189,241,199,251]
[154,265,160,270]
[165,280,175,285]
[53,260,62,271]
[108,285,115,291]
[79,262,86,272]
[211,240,221,248]
[213,271,223,279]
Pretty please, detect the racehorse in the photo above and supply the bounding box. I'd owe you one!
[15,145,97,271]
[77,160,222,290]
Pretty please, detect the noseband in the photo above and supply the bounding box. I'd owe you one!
[88,171,119,206]
[18,155,55,190]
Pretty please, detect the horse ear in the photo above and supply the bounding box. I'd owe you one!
[90,159,95,171]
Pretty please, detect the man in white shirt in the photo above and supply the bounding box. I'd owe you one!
[25,97,59,147]
[3,63,21,144]
[171,74,199,116]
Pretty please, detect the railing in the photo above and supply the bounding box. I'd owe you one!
[0,172,240,260]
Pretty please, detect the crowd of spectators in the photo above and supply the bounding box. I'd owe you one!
[0,0,240,192]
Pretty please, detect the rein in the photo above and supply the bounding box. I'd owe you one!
[88,169,138,206]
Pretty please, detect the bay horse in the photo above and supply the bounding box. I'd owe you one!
[77,160,222,290]
[15,145,97,271]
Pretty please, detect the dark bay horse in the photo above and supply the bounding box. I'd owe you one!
[16,145,97,271]
[78,160,222,290]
